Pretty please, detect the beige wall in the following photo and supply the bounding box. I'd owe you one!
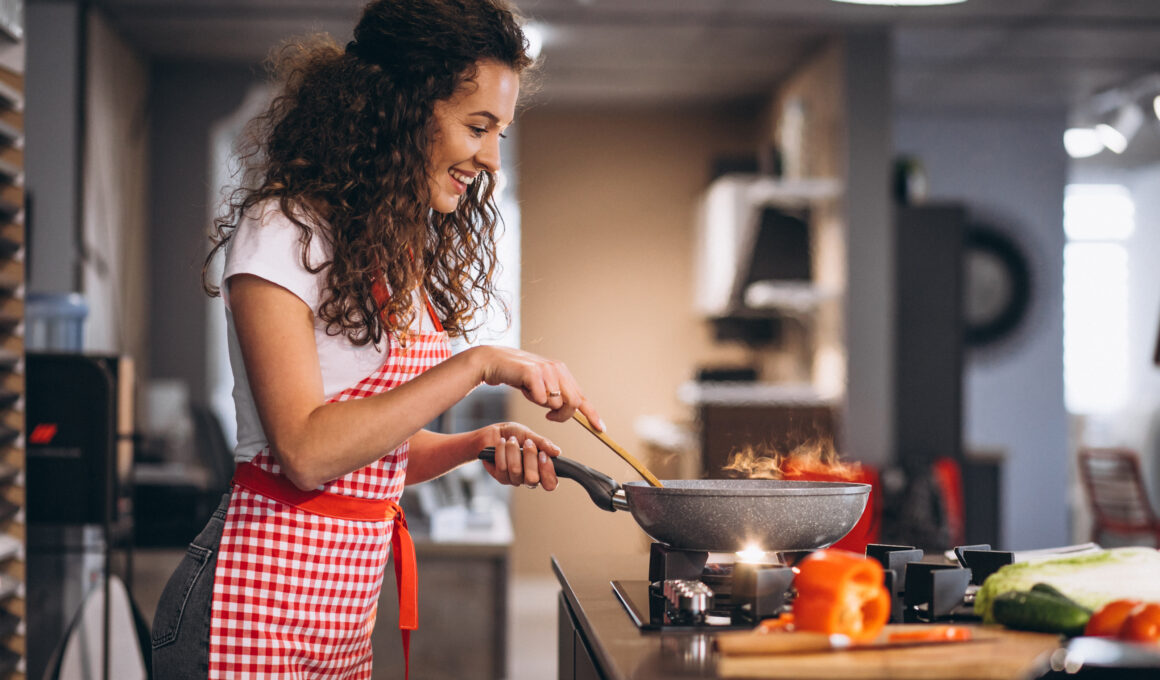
[508,106,762,575]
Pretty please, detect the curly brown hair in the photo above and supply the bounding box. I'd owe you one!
[204,0,535,345]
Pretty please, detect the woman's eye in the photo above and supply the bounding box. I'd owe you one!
[470,126,487,137]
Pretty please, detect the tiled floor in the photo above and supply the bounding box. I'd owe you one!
[506,575,560,680]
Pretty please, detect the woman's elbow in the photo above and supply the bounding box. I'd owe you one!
[270,444,325,491]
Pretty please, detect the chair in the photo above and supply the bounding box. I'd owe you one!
[1078,447,1160,546]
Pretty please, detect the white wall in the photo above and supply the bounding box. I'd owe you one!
[894,113,1071,550]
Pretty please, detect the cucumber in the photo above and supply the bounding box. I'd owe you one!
[1029,582,1092,614]
[991,589,1092,636]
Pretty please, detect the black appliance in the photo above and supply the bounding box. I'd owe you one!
[25,353,138,679]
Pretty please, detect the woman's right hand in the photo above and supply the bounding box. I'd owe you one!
[469,345,603,430]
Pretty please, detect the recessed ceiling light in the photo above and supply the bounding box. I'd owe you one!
[831,0,967,5]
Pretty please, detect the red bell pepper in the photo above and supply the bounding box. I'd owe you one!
[792,549,891,644]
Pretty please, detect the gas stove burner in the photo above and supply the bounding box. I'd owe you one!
[732,560,794,621]
[865,543,980,623]
[648,543,709,582]
[616,541,986,632]
[613,543,797,631]
[698,562,732,588]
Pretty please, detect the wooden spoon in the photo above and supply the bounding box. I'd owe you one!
[571,412,664,487]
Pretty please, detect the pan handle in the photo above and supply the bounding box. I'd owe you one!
[478,447,623,512]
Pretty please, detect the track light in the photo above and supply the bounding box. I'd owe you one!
[1063,128,1104,159]
[1095,103,1144,154]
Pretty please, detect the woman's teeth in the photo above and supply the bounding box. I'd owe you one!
[450,170,475,185]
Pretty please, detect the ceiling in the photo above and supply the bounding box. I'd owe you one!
[94,0,1160,125]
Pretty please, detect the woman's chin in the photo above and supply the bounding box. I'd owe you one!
[430,195,461,214]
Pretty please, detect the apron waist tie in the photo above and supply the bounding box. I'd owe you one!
[232,462,418,678]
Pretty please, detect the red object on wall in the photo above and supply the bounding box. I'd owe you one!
[931,457,966,548]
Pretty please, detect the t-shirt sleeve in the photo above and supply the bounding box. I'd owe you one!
[221,203,330,312]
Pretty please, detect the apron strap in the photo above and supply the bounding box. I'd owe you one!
[232,461,418,678]
[392,504,418,678]
[372,274,446,334]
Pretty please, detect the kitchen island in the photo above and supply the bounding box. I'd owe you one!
[553,552,1068,680]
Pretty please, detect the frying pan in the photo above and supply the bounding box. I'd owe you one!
[479,448,870,553]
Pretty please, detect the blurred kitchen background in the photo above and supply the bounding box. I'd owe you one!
[8,0,1160,678]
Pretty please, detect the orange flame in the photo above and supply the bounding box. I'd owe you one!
[722,439,860,482]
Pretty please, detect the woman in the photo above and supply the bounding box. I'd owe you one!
[150,1,601,677]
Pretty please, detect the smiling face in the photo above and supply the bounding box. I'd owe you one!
[427,60,520,214]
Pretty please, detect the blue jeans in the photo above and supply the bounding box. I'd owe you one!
[150,494,229,679]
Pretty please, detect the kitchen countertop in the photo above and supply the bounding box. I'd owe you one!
[552,552,1066,680]
[554,551,720,680]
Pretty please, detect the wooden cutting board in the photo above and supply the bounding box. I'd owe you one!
[715,624,1061,679]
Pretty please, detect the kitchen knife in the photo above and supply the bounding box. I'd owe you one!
[716,625,979,656]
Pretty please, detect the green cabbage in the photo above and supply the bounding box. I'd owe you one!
[974,547,1160,623]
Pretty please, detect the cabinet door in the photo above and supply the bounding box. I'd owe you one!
[573,630,603,680]
[558,594,574,680]
[558,591,605,680]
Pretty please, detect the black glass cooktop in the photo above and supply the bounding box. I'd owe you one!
[610,580,759,632]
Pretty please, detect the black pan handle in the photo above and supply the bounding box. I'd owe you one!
[478,447,622,512]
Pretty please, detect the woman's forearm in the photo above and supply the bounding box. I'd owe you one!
[404,428,489,485]
[271,348,488,489]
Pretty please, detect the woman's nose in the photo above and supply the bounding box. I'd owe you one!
[476,135,501,173]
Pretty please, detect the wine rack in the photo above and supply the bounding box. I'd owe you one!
[0,8,24,677]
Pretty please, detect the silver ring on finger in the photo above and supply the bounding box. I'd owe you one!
[548,390,562,398]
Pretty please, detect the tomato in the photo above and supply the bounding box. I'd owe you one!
[1119,603,1160,644]
[1085,599,1143,637]
[792,549,891,644]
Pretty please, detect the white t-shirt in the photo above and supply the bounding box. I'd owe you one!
[221,201,428,463]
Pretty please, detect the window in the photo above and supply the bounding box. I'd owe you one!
[1063,184,1134,414]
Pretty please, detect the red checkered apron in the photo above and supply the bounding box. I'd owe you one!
[209,294,450,679]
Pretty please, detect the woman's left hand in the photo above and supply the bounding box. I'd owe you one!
[477,422,561,490]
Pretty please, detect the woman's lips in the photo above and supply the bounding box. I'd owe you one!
[449,169,474,193]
